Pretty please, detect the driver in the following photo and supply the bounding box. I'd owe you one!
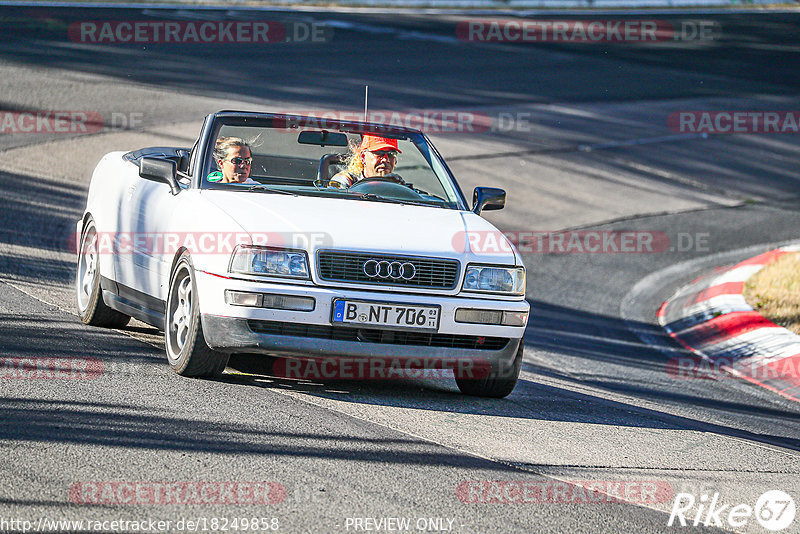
[209,136,259,185]
[328,134,406,189]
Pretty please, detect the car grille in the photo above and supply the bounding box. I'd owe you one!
[247,320,508,351]
[317,251,459,289]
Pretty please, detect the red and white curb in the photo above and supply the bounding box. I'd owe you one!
[658,246,800,402]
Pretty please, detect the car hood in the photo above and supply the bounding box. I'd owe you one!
[200,190,519,265]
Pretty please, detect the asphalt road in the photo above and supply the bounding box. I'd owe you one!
[0,5,799,534]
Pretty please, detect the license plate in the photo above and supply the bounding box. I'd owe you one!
[332,300,440,331]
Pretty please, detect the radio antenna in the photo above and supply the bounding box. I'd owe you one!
[363,85,369,123]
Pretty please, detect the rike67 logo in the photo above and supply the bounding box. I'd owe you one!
[668,490,796,531]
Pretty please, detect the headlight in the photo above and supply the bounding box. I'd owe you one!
[462,265,525,295]
[230,246,310,279]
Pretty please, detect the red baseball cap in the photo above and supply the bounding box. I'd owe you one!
[358,134,402,154]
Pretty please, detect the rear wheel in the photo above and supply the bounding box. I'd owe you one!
[455,341,523,398]
[165,253,229,377]
[76,218,130,327]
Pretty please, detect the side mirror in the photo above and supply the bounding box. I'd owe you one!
[139,157,180,195]
[472,187,506,214]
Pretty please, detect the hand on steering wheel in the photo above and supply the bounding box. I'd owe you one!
[348,176,424,200]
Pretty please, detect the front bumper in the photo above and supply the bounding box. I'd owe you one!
[196,271,528,367]
[202,314,522,367]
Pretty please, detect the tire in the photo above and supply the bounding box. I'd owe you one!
[76,217,131,328]
[165,253,229,377]
[455,341,523,398]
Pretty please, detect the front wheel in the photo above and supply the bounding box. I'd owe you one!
[165,253,229,377]
[455,341,523,398]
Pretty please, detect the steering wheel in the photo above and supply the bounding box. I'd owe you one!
[348,177,424,200]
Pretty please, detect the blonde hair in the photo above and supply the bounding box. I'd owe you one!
[214,136,250,169]
[343,138,364,176]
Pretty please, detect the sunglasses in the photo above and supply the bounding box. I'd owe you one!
[369,150,398,159]
[226,157,252,165]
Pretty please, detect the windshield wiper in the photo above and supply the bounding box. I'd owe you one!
[246,185,298,196]
[355,193,441,208]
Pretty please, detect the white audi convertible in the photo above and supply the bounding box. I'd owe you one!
[76,111,529,397]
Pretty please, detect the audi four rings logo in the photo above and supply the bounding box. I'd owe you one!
[363,260,417,280]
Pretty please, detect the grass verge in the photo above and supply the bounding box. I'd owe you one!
[743,252,800,335]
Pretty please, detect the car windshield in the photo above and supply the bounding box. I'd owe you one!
[200,117,465,209]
